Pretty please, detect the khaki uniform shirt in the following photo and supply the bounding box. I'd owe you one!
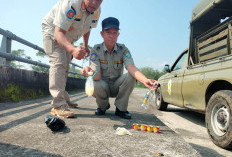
[42,0,101,43]
[90,43,134,81]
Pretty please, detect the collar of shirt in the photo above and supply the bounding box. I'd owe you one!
[81,0,95,15]
[81,1,86,12]
[103,43,118,53]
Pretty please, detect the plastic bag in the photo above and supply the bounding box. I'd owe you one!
[85,76,94,96]
[115,127,132,136]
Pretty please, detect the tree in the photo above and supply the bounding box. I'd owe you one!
[10,49,48,72]
[136,66,167,88]
[31,60,49,73]
[31,51,49,73]
[35,50,46,57]
[11,49,26,68]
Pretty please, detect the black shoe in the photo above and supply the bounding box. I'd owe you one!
[95,108,106,115]
[115,107,131,119]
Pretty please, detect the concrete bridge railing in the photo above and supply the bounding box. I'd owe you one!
[0,27,83,77]
[0,27,86,102]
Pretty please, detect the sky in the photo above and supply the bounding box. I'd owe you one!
[0,0,201,71]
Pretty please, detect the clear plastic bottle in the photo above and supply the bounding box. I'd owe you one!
[141,83,157,109]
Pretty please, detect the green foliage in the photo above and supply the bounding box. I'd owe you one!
[10,62,17,68]
[31,51,49,73]
[12,49,25,57]
[25,56,32,60]
[36,51,46,57]
[11,49,26,68]
[0,84,46,102]
[11,49,48,73]
[31,60,49,73]
[135,66,167,88]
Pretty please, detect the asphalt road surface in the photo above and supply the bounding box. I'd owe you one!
[0,88,230,156]
[134,89,232,157]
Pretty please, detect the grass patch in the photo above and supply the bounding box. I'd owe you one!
[0,84,47,102]
[0,84,85,103]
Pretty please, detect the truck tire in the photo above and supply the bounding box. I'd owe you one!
[155,87,168,111]
[206,90,232,150]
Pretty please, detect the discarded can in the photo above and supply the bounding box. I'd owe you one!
[132,124,139,130]
[153,126,160,133]
[155,152,165,157]
[147,125,153,132]
[140,124,147,131]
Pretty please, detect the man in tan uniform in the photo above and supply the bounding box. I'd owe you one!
[42,0,103,118]
[81,17,158,119]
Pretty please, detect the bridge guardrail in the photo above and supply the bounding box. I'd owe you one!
[0,27,84,77]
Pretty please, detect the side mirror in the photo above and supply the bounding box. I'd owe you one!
[164,64,171,73]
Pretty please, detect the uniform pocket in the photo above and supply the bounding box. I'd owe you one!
[100,64,108,70]
[113,63,123,70]
[43,35,53,55]
[72,21,82,30]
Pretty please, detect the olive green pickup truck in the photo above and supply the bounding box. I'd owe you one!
[155,0,232,149]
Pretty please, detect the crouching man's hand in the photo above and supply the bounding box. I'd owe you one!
[81,66,101,81]
[81,66,93,75]
[81,66,93,76]
[143,79,159,91]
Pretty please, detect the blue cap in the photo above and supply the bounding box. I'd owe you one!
[102,17,120,30]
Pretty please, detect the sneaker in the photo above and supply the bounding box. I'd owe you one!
[51,105,75,118]
[115,107,131,119]
[67,101,78,108]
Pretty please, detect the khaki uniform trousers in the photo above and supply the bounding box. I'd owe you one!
[43,34,72,108]
[93,73,136,111]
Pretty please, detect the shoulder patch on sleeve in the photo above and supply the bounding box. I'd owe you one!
[67,8,76,19]
[124,50,131,58]
[90,52,98,61]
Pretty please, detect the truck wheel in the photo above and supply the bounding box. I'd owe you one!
[155,87,168,111]
[206,90,232,150]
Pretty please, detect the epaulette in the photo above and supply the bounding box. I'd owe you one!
[116,43,124,50]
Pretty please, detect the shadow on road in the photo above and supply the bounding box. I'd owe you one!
[75,108,168,130]
[0,142,62,157]
[165,105,205,127]
[0,108,50,132]
[0,102,50,118]
[51,126,71,134]
[0,97,51,111]
[71,95,89,104]
[190,143,227,157]
[0,93,88,121]
[0,91,85,111]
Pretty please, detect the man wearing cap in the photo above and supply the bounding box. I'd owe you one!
[42,0,103,118]
[81,17,158,119]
